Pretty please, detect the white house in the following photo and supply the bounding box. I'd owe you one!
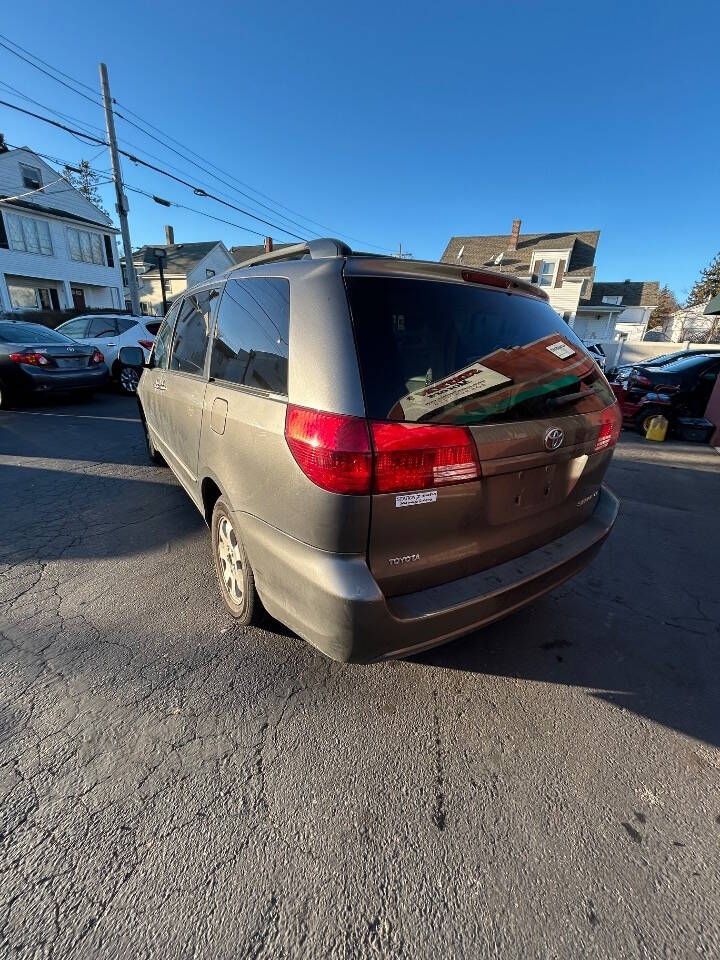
[662,302,719,343]
[122,227,234,315]
[577,281,660,342]
[440,220,659,345]
[0,147,123,314]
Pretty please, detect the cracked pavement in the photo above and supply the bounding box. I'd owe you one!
[1,392,719,959]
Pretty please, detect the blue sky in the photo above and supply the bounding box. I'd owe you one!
[1,0,718,299]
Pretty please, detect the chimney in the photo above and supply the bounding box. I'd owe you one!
[508,218,521,251]
[264,236,273,254]
[164,225,175,245]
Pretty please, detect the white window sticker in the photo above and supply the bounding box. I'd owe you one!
[398,362,511,418]
[395,490,438,508]
[546,341,576,360]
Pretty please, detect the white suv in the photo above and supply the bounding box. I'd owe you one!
[55,314,156,393]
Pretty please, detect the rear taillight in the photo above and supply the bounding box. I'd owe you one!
[284,405,480,496]
[594,405,622,453]
[90,349,104,365]
[138,339,154,350]
[285,406,372,495]
[371,421,479,493]
[10,351,50,366]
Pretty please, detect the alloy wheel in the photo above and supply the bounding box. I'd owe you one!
[120,366,140,394]
[217,515,245,607]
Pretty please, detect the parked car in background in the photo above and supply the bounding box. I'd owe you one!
[584,342,607,371]
[0,320,108,408]
[137,239,621,662]
[54,314,155,394]
[611,353,720,433]
[608,348,719,384]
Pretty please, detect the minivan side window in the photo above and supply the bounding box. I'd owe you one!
[151,300,181,370]
[209,278,290,395]
[170,289,217,375]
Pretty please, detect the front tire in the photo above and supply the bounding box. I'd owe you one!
[142,417,166,466]
[211,500,261,624]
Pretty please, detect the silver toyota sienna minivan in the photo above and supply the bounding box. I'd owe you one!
[136,239,620,662]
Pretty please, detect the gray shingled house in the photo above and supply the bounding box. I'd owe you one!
[440,219,658,343]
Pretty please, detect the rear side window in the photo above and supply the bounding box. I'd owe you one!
[209,277,289,395]
[87,317,119,338]
[346,275,615,424]
[170,289,217,375]
[116,317,137,334]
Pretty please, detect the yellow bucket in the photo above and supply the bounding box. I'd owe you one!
[645,415,669,442]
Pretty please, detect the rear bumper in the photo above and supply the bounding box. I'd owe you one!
[12,364,109,393]
[238,486,620,663]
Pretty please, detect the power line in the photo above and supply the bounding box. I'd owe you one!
[0,35,391,250]
[0,98,308,241]
[0,37,103,108]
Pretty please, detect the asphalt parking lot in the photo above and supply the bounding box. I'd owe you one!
[1,393,719,959]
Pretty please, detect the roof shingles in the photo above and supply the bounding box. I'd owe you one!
[441,230,600,282]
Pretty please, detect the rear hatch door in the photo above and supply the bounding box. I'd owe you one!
[345,266,619,597]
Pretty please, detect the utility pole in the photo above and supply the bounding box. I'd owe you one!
[99,62,140,316]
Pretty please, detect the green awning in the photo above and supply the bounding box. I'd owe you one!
[704,293,720,315]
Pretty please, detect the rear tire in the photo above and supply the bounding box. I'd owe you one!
[0,383,14,409]
[119,365,141,395]
[636,406,666,435]
[211,499,262,624]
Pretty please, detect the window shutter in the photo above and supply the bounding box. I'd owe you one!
[104,234,114,267]
[555,259,566,287]
[0,211,7,249]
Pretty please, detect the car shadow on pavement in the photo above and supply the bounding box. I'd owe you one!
[0,463,204,564]
[413,451,720,749]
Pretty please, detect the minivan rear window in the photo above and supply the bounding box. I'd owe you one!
[345,276,615,424]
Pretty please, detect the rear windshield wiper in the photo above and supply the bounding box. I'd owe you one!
[547,390,590,409]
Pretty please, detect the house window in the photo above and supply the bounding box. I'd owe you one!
[206,268,216,279]
[537,260,555,287]
[103,235,115,267]
[67,227,105,264]
[121,265,128,285]
[8,284,39,309]
[6,213,53,255]
[20,163,42,191]
[602,295,623,305]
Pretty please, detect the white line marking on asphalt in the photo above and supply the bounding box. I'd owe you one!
[1,411,140,422]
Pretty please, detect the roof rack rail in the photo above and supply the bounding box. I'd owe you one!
[234,237,353,268]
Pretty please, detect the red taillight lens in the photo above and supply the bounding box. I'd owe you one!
[594,405,622,453]
[371,421,480,494]
[285,405,372,495]
[138,339,154,350]
[10,351,50,366]
[285,407,481,496]
[89,349,104,365]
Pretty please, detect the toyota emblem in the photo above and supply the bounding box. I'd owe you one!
[544,427,564,451]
